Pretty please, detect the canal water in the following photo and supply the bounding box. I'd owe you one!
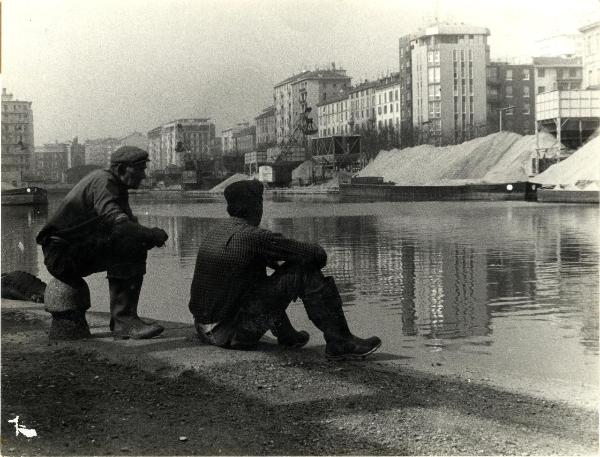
[2,194,598,405]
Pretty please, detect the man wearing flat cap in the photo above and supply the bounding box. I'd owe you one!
[37,146,168,340]
[188,179,381,360]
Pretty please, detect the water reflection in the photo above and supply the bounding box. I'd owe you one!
[1,198,597,360]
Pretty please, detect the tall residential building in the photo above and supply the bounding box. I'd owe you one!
[407,24,490,145]
[273,64,351,145]
[533,56,583,94]
[399,34,416,145]
[84,137,120,167]
[1,88,34,178]
[487,62,535,135]
[147,119,216,173]
[255,106,276,150]
[579,21,600,89]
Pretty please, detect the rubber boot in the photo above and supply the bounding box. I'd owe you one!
[270,310,310,348]
[302,276,381,360]
[109,277,164,340]
[49,310,91,340]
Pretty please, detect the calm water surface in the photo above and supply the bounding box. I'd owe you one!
[2,194,598,396]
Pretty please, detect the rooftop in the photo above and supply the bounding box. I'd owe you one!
[415,23,490,38]
[275,67,350,87]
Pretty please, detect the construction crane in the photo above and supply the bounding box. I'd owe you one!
[276,106,318,163]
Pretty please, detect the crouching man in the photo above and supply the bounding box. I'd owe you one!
[36,146,168,340]
[188,180,381,360]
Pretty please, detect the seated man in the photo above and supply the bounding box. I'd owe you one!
[36,146,168,340]
[188,180,381,360]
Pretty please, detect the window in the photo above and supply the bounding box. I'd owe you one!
[506,85,513,97]
[523,69,530,80]
[523,103,530,115]
[557,69,564,79]
[506,69,513,80]
[569,68,577,77]
[537,68,545,78]
[538,85,545,94]
[428,67,440,83]
[523,86,530,98]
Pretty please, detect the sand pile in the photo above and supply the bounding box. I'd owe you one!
[532,134,600,189]
[209,173,252,193]
[356,131,560,185]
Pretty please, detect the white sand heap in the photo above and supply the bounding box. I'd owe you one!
[356,131,560,185]
[532,133,600,190]
[209,173,253,193]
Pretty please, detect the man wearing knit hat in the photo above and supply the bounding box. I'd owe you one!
[188,179,381,360]
[37,146,168,340]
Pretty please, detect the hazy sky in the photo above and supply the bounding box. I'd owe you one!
[3,0,599,144]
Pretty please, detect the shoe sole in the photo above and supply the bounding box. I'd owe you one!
[325,340,382,361]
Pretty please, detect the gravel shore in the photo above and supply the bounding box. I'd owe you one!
[1,308,598,456]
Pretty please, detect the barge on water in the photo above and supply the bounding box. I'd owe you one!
[1,186,48,206]
[340,177,539,201]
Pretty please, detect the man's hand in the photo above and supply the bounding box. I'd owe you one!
[150,227,168,247]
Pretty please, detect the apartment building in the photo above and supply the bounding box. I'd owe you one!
[487,63,535,135]
[399,34,416,145]
[317,92,350,137]
[409,24,490,145]
[233,125,256,155]
[255,106,276,150]
[533,56,583,94]
[374,73,401,132]
[147,119,216,173]
[273,64,351,144]
[119,131,147,150]
[1,88,34,177]
[347,80,378,132]
[580,21,600,88]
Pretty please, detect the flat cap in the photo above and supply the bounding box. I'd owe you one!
[224,179,264,208]
[110,146,149,165]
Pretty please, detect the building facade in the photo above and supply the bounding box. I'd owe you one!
[409,24,490,145]
[84,137,120,167]
[579,21,600,89]
[255,106,276,150]
[69,137,86,169]
[32,142,69,182]
[317,93,350,137]
[486,62,535,135]
[1,88,34,178]
[119,131,147,150]
[374,73,401,133]
[533,56,583,94]
[233,125,256,155]
[221,122,249,157]
[273,64,351,145]
[399,34,416,145]
[147,119,216,173]
[347,80,378,133]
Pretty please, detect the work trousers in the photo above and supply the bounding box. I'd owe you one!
[194,262,329,347]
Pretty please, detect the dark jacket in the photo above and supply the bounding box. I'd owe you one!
[189,217,327,323]
[36,169,133,244]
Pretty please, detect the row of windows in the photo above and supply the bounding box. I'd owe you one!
[537,68,578,78]
[1,103,30,112]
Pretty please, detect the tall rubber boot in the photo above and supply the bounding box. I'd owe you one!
[302,276,381,360]
[109,277,164,340]
[269,310,310,348]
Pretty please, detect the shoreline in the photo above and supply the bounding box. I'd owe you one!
[1,300,598,455]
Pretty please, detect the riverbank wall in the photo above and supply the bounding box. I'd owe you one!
[339,181,538,201]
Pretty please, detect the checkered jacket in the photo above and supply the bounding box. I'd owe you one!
[188,217,327,323]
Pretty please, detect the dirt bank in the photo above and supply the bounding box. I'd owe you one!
[1,309,597,456]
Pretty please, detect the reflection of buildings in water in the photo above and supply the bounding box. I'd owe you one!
[1,206,48,276]
[413,241,490,339]
[528,209,599,353]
